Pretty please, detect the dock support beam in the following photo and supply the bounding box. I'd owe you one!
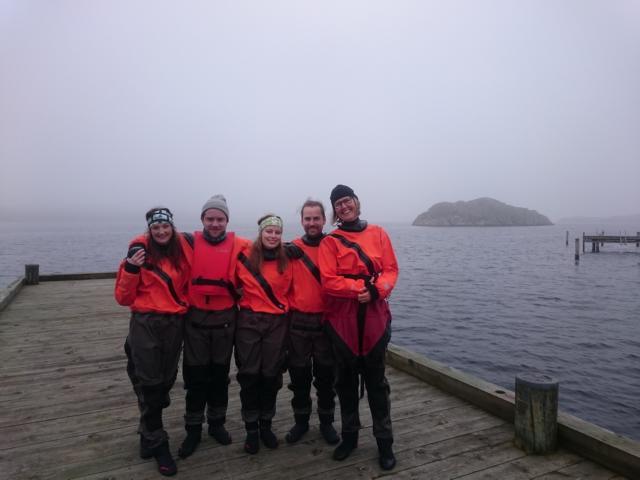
[25,264,40,285]
[514,373,558,454]
[575,239,580,263]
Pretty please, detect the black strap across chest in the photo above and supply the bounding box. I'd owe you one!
[329,233,377,277]
[237,252,285,311]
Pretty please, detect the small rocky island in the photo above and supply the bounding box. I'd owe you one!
[413,197,553,226]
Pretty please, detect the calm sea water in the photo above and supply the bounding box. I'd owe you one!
[1,220,639,441]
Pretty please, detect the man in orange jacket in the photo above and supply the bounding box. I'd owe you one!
[284,200,339,445]
[178,195,250,459]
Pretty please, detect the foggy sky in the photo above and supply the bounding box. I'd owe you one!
[1,0,639,225]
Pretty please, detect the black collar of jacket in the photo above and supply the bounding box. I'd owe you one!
[302,233,325,246]
[338,219,368,232]
[202,229,227,245]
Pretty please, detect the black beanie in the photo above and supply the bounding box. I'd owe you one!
[330,184,357,205]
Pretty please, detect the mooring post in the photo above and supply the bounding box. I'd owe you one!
[574,238,579,262]
[25,264,40,285]
[565,230,568,247]
[514,372,558,454]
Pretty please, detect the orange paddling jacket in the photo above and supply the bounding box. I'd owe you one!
[236,244,293,315]
[288,236,325,314]
[115,233,192,315]
[317,224,399,357]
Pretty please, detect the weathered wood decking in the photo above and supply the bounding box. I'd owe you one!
[0,279,629,479]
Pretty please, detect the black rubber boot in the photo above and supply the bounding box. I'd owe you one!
[377,438,396,471]
[178,424,202,459]
[140,434,153,459]
[152,441,177,477]
[333,431,358,461]
[319,422,340,445]
[208,421,232,445]
[259,419,279,449]
[285,414,309,444]
[244,422,259,454]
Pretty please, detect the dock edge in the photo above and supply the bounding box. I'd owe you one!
[386,343,640,478]
[0,276,25,312]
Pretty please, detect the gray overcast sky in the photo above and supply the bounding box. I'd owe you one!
[1,0,639,225]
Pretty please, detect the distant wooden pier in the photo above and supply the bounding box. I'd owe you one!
[582,232,640,253]
[1,270,639,479]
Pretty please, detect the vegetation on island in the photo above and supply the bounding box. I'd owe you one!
[412,197,553,227]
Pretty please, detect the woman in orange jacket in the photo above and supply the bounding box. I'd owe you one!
[234,213,292,454]
[115,207,192,477]
[318,185,399,471]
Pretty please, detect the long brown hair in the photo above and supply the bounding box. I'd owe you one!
[144,208,186,273]
[247,214,288,274]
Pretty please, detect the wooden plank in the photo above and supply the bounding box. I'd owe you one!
[535,460,624,479]
[455,447,583,479]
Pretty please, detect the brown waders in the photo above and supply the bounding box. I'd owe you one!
[234,309,289,452]
[124,312,183,450]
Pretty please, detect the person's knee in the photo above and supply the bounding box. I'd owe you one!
[183,364,209,389]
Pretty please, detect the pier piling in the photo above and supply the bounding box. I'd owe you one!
[565,230,569,246]
[25,264,39,285]
[514,373,558,454]
[575,238,580,262]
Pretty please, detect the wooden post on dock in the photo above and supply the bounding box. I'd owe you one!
[565,231,569,246]
[514,372,558,454]
[575,239,579,262]
[25,264,39,285]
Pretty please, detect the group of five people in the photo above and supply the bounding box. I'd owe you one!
[114,184,399,476]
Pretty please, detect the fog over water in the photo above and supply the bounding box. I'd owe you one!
[1,1,639,223]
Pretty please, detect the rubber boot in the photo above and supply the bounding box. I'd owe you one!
[333,431,358,461]
[377,438,396,471]
[152,441,177,477]
[178,424,202,459]
[244,422,259,454]
[259,419,279,449]
[285,414,309,444]
[319,422,340,445]
[208,419,232,445]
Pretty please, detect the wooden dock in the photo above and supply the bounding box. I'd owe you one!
[0,277,637,479]
[582,233,640,253]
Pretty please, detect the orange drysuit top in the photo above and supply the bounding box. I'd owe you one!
[115,233,192,315]
[236,244,293,315]
[187,232,250,311]
[318,223,398,356]
[289,237,325,314]
[318,224,398,300]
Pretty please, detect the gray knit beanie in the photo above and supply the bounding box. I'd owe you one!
[201,194,229,220]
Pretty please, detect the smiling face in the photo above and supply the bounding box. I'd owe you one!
[301,205,325,238]
[261,226,282,249]
[149,222,174,245]
[202,208,228,238]
[333,196,358,223]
